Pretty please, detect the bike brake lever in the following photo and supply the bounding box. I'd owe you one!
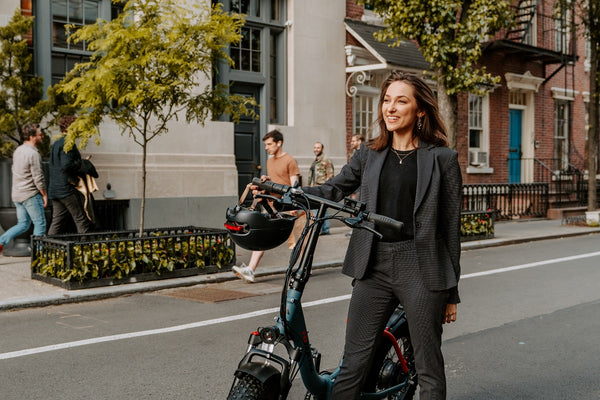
[342,217,383,239]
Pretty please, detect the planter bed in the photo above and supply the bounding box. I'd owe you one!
[31,226,235,290]
[460,210,495,242]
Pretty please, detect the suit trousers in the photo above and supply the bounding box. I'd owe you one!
[330,240,449,400]
[48,193,93,235]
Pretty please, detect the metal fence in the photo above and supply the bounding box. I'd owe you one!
[462,183,549,220]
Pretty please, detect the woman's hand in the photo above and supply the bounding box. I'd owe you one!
[443,303,457,324]
[250,175,270,194]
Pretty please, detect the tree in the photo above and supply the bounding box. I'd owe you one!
[555,0,599,211]
[359,0,513,149]
[0,9,50,158]
[56,0,256,236]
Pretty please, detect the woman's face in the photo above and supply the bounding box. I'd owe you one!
[381,81,422,135]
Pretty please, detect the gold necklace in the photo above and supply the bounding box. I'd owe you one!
[390,148,417,165]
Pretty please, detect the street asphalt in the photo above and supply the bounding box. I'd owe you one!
[1,218,599,311]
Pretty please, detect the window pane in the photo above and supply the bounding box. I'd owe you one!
[53,22,69,48]
[241,49,250,70]
[84,0,99,24]
[251,29,260,51]
[241,28,250,49]
[53,0,68,20]
[469,129,481,148]
[231,48,240,70]
[271,0,280,20]
[69,0,84,25]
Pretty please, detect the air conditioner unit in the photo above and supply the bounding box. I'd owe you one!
[469,150,488,167]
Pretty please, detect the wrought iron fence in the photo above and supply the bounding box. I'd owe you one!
[529,158,585,206]
[462,183,549,220]
[31,226,235,289]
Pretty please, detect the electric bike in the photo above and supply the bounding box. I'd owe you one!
[226,178,417,400]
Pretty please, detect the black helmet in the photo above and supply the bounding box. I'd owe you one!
[225,205,297,251]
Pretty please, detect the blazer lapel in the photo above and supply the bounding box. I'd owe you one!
[415,140,434,213]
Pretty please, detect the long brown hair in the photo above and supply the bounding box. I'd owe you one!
[370,71,448,151]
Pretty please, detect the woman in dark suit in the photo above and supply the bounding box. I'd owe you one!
[303,71,462,399]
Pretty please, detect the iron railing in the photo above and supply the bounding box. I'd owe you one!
[462,183,549,220]
[502,4,575,57]
[529,158,585,206]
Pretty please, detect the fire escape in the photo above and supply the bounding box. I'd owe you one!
[486,0,576,79]
[483,0,585,213]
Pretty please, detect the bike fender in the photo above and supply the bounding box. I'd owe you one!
[235,362,281,384]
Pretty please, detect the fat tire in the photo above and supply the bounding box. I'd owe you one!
[227,374,279,400]
[364,322,417,400]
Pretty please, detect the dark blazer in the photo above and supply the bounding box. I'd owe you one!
[48,136,98,200]
[303,140,462,303]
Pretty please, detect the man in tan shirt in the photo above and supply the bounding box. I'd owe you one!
[232,129,299,282]
[0,124,47,255]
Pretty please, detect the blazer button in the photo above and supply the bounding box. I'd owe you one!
[415,222,421,229]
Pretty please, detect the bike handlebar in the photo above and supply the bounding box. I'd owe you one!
[250,177,404,234]
[251,178,290,196]
[363,212,404,233]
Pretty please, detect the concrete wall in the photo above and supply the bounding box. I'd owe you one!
[276,0,347,178]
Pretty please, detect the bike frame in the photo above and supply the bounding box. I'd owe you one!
[231,189,412,400]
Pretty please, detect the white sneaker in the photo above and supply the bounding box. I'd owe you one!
[232,263,255,283]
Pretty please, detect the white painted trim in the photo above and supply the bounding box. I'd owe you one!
[551,87,579,101]
[505,71,545,93]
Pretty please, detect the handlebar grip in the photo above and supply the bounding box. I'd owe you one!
[251,177,291,195]
[365,212,404,233]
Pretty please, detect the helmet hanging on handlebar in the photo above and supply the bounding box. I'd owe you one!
[225,205,297,251]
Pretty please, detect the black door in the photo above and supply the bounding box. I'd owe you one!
[231,83,261,199]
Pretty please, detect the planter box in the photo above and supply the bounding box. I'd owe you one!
[460,210,495,242]
[31,226,235,290]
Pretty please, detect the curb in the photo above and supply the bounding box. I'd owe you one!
[0,260,344,311]
[1,230,599,311]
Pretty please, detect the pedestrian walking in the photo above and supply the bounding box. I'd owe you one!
[303,71,462,399]
[308,141,334,235]
[232,129,300,282]
[350,134,364,153]
[0,123,47,255]
[47,116,97,235]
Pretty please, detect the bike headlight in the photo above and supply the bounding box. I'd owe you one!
[258,326,280,344]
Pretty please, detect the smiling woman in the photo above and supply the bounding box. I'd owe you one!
[302,70,462,399]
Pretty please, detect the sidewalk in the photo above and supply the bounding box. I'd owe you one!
[1,219,599,311]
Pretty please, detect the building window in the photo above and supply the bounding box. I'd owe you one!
[231,27,262,73]
[555,7,571,54]
[554,100,570,170]
[50,0,100,85]
[354,94,376,139]
[218,0,286,124]
[29,0,118,92]
[468,94,490,169]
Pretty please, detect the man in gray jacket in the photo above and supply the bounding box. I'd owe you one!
[0,124,47,254]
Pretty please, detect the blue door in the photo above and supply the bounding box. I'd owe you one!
[509,109,522,183]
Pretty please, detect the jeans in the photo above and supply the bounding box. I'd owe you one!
[0,194,46,246]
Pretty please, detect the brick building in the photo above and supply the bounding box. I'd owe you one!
[344,0,597,192]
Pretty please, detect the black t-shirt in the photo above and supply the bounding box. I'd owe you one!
[376,148,418,241]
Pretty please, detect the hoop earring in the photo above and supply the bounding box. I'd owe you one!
[417,116,423,132]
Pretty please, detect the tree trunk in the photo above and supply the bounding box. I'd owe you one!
[436,77,458,150]
[589,43,599,212]
[139,137,147,237]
